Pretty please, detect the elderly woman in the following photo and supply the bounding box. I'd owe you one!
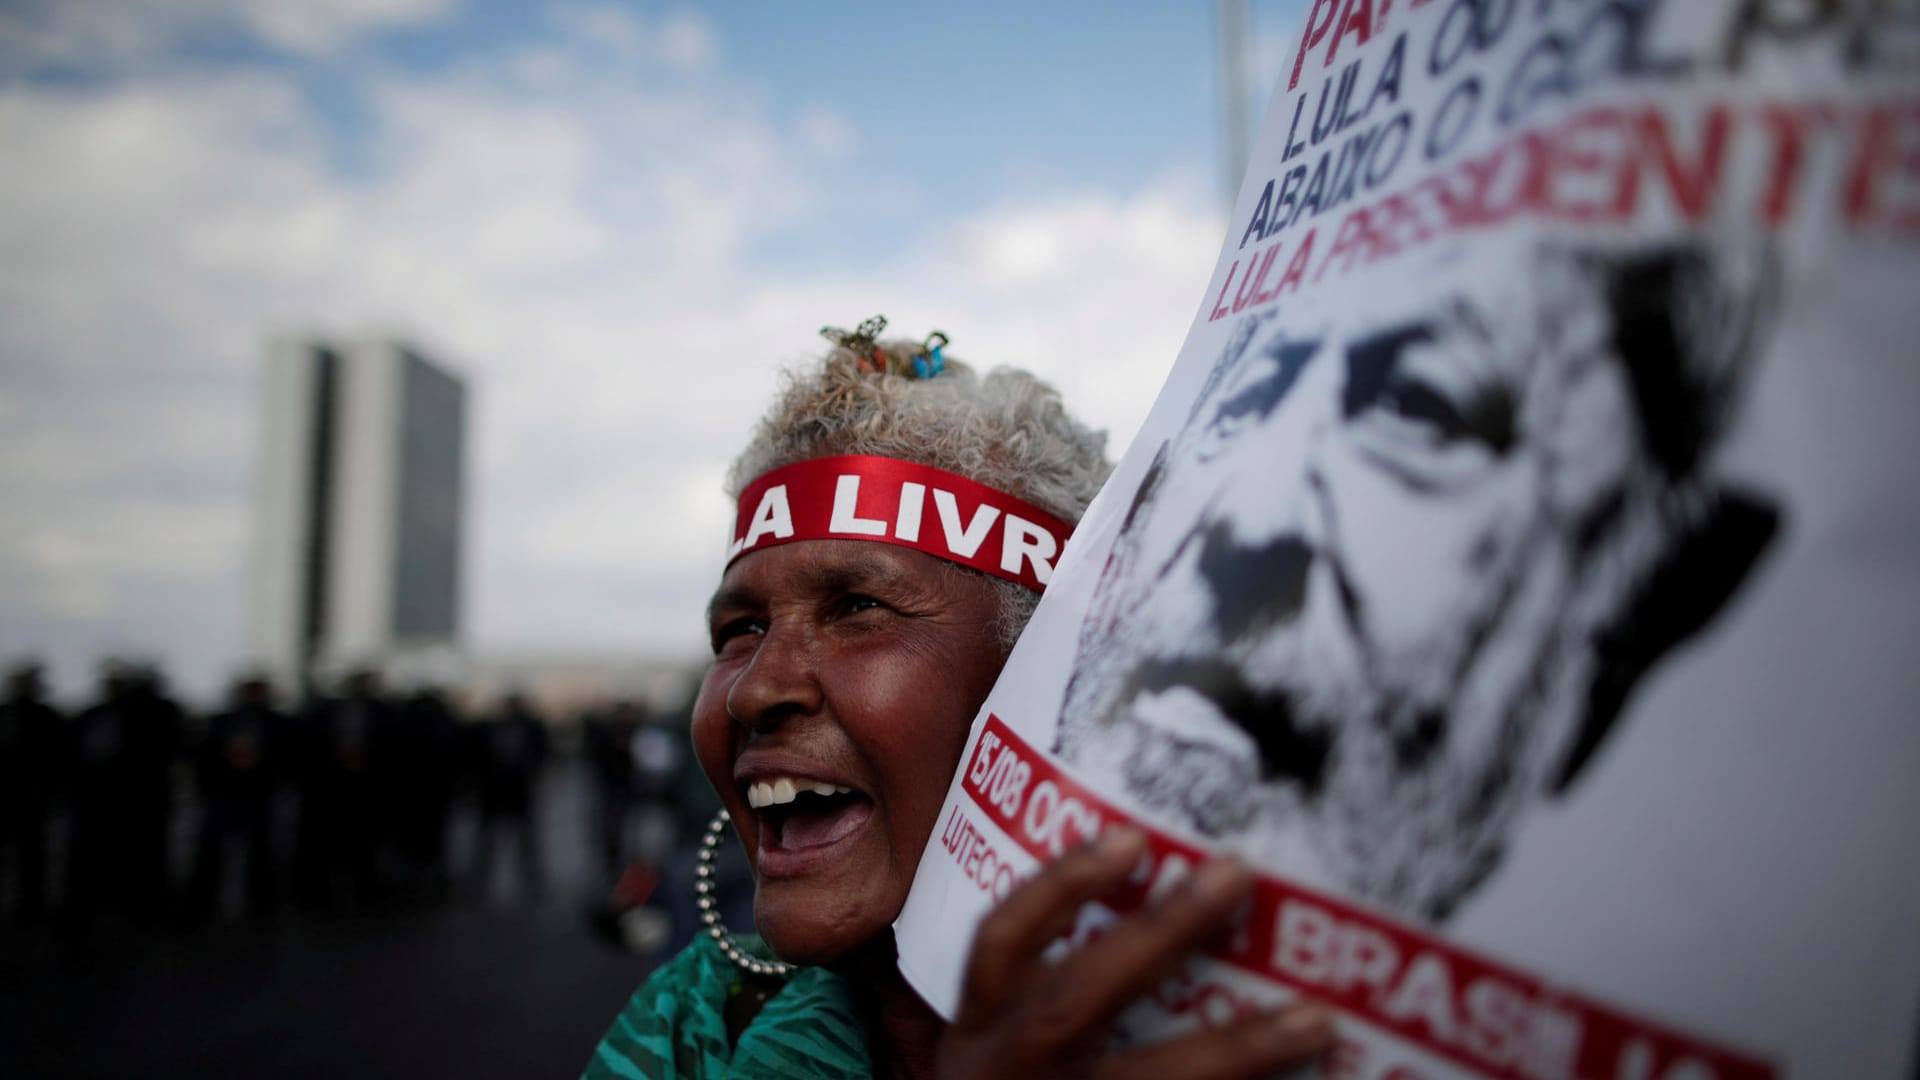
[585,321,1333,1079]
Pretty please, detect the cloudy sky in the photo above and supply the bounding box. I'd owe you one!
[0,0,1307,703]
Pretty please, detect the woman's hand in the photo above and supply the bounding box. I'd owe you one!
[935,827,1335,1079]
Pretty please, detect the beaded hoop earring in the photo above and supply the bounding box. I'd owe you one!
[696,808,794,978]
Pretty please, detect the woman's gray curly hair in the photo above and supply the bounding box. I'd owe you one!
[727,333,1112,648]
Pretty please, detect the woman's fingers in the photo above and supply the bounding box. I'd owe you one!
[955,826,1148,1022]
[943,829,1336,1080]
[1009,857,1257,1044]
[1091,1001,1336,1080]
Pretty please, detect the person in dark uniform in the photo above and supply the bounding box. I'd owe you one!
[186,675,288,923]
[627,708,686,870]
[63,661,186,931]
[471,692,548,903]
[292,669,390,912]
[584,699,643,878]
[387,685,459,903]
[0,661,64,925]
[124,667,188,923]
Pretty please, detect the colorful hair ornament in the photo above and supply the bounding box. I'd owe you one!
[819,317,948,378]
[913,331,949,379]
[821,315,889,372]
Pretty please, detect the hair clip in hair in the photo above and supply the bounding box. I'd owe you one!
[913,331,948,379]
[821,315,889,372]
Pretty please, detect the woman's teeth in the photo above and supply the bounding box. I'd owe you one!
[747,777,853,809]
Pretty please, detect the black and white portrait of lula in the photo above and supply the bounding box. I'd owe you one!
[1054,237,1785,924]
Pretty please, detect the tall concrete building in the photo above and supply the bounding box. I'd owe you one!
[249,338,466,694]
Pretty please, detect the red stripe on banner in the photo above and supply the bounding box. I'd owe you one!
[727,455,1073,593]
[959,715,1778,1080]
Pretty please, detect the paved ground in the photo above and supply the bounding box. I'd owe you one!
[0,762,725,1080]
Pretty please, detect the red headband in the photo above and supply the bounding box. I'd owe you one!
[726,455,1073,592]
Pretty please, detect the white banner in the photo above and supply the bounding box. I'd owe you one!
[896,2,1920,1077]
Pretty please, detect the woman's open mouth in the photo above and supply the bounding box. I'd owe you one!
[746,775,875,869]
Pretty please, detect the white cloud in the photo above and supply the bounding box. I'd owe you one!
[549,4,718,69]
[243,0,455,54]
[0,0,455,67]
[0,17,1225,703]
[555,4,648,58]
[795,105,855,160]
[657,10,717,68]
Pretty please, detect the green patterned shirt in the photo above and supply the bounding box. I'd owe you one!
[583,934,874,1079]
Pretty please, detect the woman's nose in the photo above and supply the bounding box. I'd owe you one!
[724,624,823,732]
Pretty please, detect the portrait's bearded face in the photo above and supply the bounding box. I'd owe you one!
[1058,245,1774,922]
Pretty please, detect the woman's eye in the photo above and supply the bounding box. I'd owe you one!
[710,618,763,654]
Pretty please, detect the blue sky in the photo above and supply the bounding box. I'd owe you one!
[0,0,1307,701]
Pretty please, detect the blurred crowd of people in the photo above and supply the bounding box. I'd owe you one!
[0,658,699,941]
